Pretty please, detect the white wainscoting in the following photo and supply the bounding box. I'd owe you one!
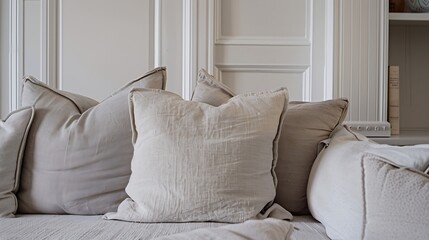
[10,0,155,103]
[333,0,388,122]
[8,0,24,112]
[214,0,311,46]
[6,0,389,127]
[209,0,330,102]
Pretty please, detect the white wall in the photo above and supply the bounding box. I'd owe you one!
[23,0,41,80]
[7,0,331,103]
[159,0,183,95]
[59,0,152,101]
[1,0,9,118]
[3,0,388,125]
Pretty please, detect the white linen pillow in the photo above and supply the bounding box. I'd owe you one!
[362,154,429,240]
[104,88,289,223]
[307,126,429,240]
[0,107,34,217]
[191,69,349,214]
[18,67,166,214]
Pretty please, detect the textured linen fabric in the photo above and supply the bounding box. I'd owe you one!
[191,69,348,214]
[154,218,293,240]
[0,214,327,240]
[362,154,429,240]
[191,69,235,107]
[275,99,348,215]
[0,214,225,240]
[0,107,34,217]
[104,88,289,223]
[290,216,330,240]
[307,126,429,240]
[18,67,166,214]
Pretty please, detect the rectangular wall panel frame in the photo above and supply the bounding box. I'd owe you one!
[214,0,312,46]
[215,64,311,101]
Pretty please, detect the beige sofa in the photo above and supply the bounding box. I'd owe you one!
[1,68,428,240]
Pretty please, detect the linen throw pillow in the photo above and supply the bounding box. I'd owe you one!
[18,67,166,214]
[362,154,429,240]
[104,88,289,223]
[191,69,348,214]
[191,69,235,106]
[0,107,34,217]
[307,126,429,240]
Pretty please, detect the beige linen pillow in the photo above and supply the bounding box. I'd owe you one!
[191,69,348,214]
[18,67,166,214]
[0,107,34,217]
[362,154,429,240]
[104,88,289,223]
[307,126,429,240]
[191,69,235,107]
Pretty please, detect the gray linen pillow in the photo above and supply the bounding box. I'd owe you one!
[104,88,289,223]
[18,67,166,214]
[362,154,429,240]
[191,69,348,214]
[0,107,34,217]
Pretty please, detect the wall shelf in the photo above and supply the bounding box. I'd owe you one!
[389,12,429,21]
[385,9,429,145]
[371,130,429,145]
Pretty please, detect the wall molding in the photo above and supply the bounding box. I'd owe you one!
[324,0,334,99]
[378,0,389,122]
[153,0,162,67]
[206,0,215,73]
[215,64,311,73]
[57,0,64,90]
[215,37,311,46]
[9,0,24,112]
[182,0,197,100]
[9,0,57,111]
[215,64,311,101]
[214,0,312,46]
[40,0,57,88]
[332,0,342,100]
[333,0,388,122]
[195,0,215,74]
